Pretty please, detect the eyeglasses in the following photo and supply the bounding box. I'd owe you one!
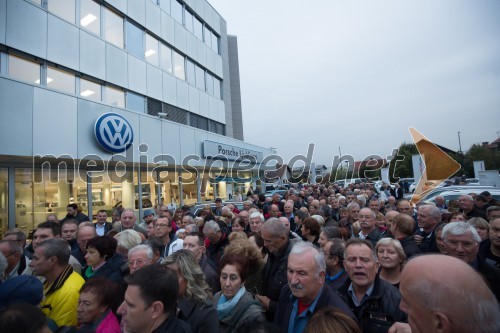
[129,259,151,266]
[155,223,170,228]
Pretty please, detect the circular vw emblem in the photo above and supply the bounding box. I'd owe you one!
[94,113,134,153]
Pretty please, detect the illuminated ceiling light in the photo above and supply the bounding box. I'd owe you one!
[35,77,53,84]
[80,13,97,26]
[80,90,95,97]
[145,49,156,57]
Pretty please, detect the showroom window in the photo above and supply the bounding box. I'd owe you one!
[48,0,75,24]
[47,66,75,94]
[104,7,124,48]
[80,0,101,36]
[173,51,185,81]
[145,34,159,66]
[8,54,40,85]
[105,86,125,108]
[160,43,173,73]
[126,22,144,59]
[126,91,145,113]
[80,78,101,101]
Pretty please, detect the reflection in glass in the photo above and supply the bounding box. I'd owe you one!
[80,78,101,101]
[173,51,185,81]
[145,34,159,66]
[47,67,75,94]
[126,92,145,113]
[214,77,221,99]
[204,26,211,47]
[193,18,203,40]
[195,65,205,90]
[172,0,183,24]
[8,55,40,85]
[104,7,124,48]
[48,0,75,24]
[160,44,172,73]
[186,60,195,85]
[159,0,171,15]
[205,73,214,96]
[105,86,125,107]
[0,169,7,236]
[126,22,144,59]
[80,0,101,35]
[185,10,193,33]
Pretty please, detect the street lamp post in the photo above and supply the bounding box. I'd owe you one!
[457,131,462,154]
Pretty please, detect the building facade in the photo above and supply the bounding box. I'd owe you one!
[0,0,272,235]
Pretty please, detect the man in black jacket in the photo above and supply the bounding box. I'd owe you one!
[337,238,407,333]
[118,264,192,333]
[391,213,421,259]
[257,218,292,321]
[275,242,354,332]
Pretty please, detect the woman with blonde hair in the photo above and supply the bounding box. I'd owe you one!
[163,249,219,332]
[468,217,489,241]
[375,238,406,288]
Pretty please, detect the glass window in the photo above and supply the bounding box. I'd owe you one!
[211,33,218,53]
[48,0,75,24]
[172,51,185,80]
[8,55,40,85]
[185,60,195,85]
[80,0,101,35]
[16,168,78,234]
[145,34,159,66]
[126,22,144,59]
[214,78,221,99]
[105,86,125,107]
[160,44,172,73]
[184,10,193,33]
[104,8,124,48]
[80,78,101,101]
[195,65,204,90]
[27,0,42,5]
[205,73,213,95]
[171,0,183,24]
[204,26,211,47]
[47,66,75,94]
[193,18,203,40]
[0,168,7,237]
[159,0,171,14]
[126,92,145,113]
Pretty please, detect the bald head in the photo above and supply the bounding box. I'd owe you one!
[400,254,500,333]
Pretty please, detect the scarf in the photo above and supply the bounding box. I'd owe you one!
[217,286,246,320]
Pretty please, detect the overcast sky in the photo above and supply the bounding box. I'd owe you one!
[208,0,500,166]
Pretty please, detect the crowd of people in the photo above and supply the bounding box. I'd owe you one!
[1,183,500,333]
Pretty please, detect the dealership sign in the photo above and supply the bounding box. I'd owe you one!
[203,140,263,163]
[94,113,134,153]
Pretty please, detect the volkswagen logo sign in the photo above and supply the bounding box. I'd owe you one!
[94,113,134,153]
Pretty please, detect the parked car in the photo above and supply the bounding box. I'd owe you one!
[425,188,500,205]
[419,185,496,202]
